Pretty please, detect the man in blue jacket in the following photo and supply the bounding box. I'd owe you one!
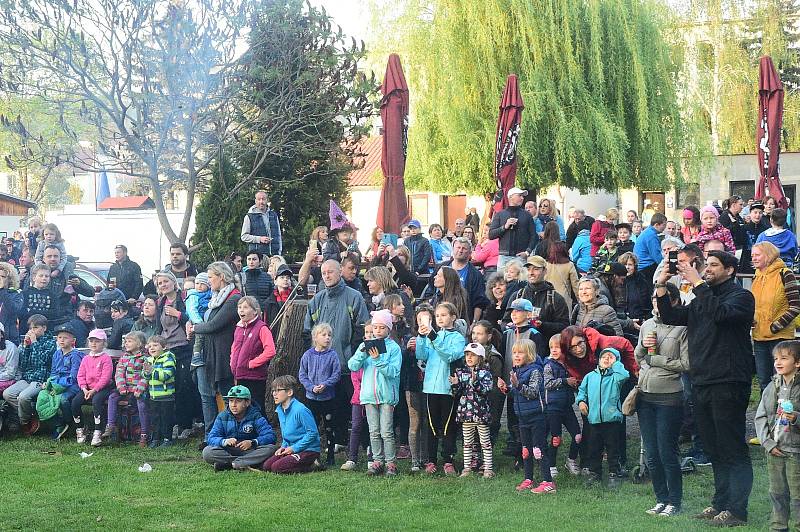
[633,213,667,283]
[202,385,277,472]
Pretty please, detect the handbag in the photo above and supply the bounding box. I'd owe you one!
[621,385,640,416]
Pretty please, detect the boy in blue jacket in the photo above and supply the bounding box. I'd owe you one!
[202,385,277,472]
[48,324,84,440]
[263,375,321,474]
[576,347,629,487]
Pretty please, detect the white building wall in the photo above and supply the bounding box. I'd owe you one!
[48,204,195,276]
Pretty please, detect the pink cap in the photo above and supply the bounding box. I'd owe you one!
[88,329,107,341]
[700,206,719,219]
[370,309,394,329]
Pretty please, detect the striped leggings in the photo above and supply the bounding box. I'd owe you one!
[462,422,492,472]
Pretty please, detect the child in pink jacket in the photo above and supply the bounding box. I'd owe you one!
[341,321,371,471]
[230,296,275,414]
[73,329,114,446]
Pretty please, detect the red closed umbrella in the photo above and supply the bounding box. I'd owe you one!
[376,53,411,234]
[492,74,524,213]
[756,55,787,208]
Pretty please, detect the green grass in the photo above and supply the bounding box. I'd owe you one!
[0,434,771,531]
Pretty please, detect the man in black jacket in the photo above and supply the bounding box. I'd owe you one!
[655,251,754,527]
[566,208,595,249]
[427,238,489,324]
[502,255,569,339]
[488,187,538,269]
[108,245,143,303]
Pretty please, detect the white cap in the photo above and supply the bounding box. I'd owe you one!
[507,187,528,198]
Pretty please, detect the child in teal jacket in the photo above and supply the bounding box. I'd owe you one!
[576,347,629,484]
[348,310,403,476]
[414,302,466,475]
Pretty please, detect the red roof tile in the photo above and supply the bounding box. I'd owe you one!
[97,196,155,209]
[348,136,383,187]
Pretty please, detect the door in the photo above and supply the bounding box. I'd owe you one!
[443,194,467,232]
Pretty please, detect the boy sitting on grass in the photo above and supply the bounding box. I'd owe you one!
[202,385,277,472]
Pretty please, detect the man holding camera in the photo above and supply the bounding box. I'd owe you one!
[488,187,538,269]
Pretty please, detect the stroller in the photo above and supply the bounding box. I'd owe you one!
[631,435,697,483]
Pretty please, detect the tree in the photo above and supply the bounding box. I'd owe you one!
[368,0,708,195]
[192,0,377,262]
[0,0,248,243]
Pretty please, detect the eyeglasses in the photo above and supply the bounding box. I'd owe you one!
[570,339,586,349]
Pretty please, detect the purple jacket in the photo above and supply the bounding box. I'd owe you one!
[299,347,341,401]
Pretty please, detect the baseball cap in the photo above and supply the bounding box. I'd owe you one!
[275,264,293,278]
[88,329,107,341]
[224,385,252,400]
[509,298,534,312]
[54,323,76,337]
[408,219,422,229]
[525,255,547,268]
[464,342,486,358]
[604,262,628,277]
[507,187,528,198]
[750,202,765,211]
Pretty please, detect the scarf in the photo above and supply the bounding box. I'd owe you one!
[208,283,236,310]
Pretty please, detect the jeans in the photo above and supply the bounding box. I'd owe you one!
[768,452,800,531]
[519,415,551,482]
[365,403,396,463]
[202,444,277,469]
[638,399,683,507]
[694,383,753,520]
[107,392,150,435]
[150,397,176,442]
[2,380,42,423]
[406,391,428,466]
[193,365,220,437]
[754,339,781,393]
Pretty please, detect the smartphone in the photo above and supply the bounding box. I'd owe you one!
[421,314,431,329]
[381,234,393,246]
[309,239,318,250]
[668,250,678,274]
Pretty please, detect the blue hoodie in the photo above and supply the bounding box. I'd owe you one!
[186,288,212,324]
[416,329,466,395]
[299,347,341,401]
[49,347,84,390]
[757,228,799,267]
[570,229,592,272]
[277,397,320,453]
[207,404,276,448]
[348,337,402,406]
[575,348,629,424]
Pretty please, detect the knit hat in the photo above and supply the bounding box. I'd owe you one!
[700,206,719,219]
[370,309,393,329]
[195,272,209,287]
[155,270,179,288]
[598,347,620,361]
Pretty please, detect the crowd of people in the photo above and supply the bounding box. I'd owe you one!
[1,189,800,528]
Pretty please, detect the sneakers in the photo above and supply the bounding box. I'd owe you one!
[659,505,679,517]
[693,453,712,466]
[385,462,398,477]
[159,438,174,447]
[693,507,721,520]
[515,479,534,492]
[101,424,117,441]
[410,464,421,474]
[90,430,103,447]
[52,425,69,441]
[607,472,620,489]
[566,458,581,476]
[178,428,192,440]
[366,461,384,476]
[646,503,667,515]
[214,462,233,472]
[549,466,558,478]
[531,481,556,494]
[396,445,411,460]
[76,427,87,444]
[459,468,472,478]
[443,463,457,476]
[139,433,148,448]
[22,418,40,435]
[482,469,496,479]
[340,460,357,471]
[424,462,437,475]
[710,510,746,527]
[748,437,760,446]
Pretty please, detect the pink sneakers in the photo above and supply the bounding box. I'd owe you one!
[515,479,534,492]
[531,481,556,494]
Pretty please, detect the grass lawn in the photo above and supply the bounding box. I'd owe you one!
[0,433,771,531]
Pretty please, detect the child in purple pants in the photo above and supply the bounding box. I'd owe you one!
[103,331,149,446]
[341,321,371,470]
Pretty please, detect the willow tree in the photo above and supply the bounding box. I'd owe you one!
[370,0,708,194]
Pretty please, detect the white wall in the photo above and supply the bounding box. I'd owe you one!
[48,204,195,275]
[540,185,618,221]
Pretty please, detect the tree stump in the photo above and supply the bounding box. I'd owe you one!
[263,299,308,433]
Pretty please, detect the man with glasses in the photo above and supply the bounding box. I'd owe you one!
[503,255,569,339]
[489,187,538,269]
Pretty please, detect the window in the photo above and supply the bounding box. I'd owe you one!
[408,194,429,226]
[676,183,700,208]
[729,180,756,201]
